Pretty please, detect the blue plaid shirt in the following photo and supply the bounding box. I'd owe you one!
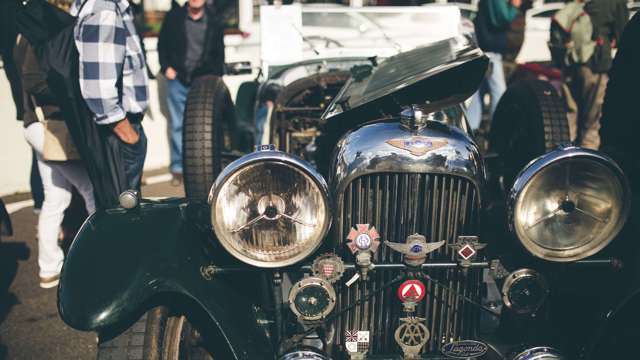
[71,0,149,125]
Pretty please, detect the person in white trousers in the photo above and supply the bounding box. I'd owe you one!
[24,122,96,288]
[13,23,96,289]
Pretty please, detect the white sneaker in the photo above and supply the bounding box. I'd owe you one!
[40,274,60,289]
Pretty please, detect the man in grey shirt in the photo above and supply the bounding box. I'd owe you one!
[158,0,225,185]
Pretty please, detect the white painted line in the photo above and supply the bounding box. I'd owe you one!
[7,199,35,214]
[4,173,172,214]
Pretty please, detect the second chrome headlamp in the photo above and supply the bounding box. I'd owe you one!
[509,147,629,262]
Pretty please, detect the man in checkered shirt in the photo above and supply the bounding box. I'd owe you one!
[71,0,149,190]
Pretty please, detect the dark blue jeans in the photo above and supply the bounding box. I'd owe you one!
[167,79,190,174]
[120,123,147,191]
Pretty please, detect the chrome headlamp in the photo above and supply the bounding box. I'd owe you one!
[509,147,630,262]
[210,150,331,268]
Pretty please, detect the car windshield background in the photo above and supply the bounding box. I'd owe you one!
[323,35,485,120]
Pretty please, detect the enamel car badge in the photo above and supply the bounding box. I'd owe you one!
[345,330,370,354]
[442,340,488,359]
[397,279,426,303]
[395,317,430,359]
[386,136,448,156]
[346,224,381,254]
[449,236,486,268]
[312,254,345,284]
[385,234,445,267]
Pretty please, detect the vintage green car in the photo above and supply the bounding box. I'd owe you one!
[58,35,632,360]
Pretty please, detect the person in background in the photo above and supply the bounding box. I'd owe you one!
[567,0,628,150]
[71,0,150,191]
[1,0,45,213]
[15,35,96,289]
[158,0,225,186]
[468,0,522,132]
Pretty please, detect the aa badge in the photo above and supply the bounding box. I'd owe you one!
[394,317,430,360]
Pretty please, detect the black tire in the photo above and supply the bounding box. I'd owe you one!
[489,79,570,188]
[183,75,236,200]
[97,307,213,360]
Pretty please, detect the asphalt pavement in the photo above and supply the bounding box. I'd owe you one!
[0,178,184,360]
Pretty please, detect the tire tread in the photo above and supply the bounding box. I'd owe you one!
[183,76,231,200]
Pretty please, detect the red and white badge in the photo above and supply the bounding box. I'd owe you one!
[457,244,476,260]
[397,279,426,303]
[346,224,381,254]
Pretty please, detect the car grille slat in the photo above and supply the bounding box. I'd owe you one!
[335,172,480,355]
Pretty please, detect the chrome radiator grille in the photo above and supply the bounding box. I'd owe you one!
[334,173,481,354]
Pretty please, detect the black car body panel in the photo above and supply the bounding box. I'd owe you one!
[57,198,272,359]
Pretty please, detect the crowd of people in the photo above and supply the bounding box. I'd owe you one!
[0,0,225,288]
[472,0,628,151]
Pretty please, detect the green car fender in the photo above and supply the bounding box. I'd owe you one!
[57,198,272,359]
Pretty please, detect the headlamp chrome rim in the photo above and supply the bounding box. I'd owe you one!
[508,146,630,262]
[209,150,331,268]
[512,346,564,360]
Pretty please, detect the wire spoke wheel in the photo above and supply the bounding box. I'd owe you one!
[97,308,213,360]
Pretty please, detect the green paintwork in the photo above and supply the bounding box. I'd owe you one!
[57,198,272,359]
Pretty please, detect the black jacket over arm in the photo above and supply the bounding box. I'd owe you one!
[158,4,225,84]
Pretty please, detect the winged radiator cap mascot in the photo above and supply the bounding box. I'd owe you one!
[385,234,445,267]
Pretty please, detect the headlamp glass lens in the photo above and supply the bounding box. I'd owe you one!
[213,161,328,267]
[514,157,626,261]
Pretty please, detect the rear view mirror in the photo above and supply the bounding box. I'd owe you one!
[226,61,252,75]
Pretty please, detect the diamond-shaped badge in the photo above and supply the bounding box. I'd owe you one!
[449,236,486,268]
[458,244,476,260]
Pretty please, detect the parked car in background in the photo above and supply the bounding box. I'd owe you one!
[516,3,564,63]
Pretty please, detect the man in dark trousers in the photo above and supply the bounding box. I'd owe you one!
[158,0,225,186]
[568,0,627,150]
[71,0,150,191]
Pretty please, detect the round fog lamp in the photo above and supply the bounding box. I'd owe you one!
[502,269,548,315]
[289,277,336,322]
[210,151,331,268]
[509,147,630,262]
